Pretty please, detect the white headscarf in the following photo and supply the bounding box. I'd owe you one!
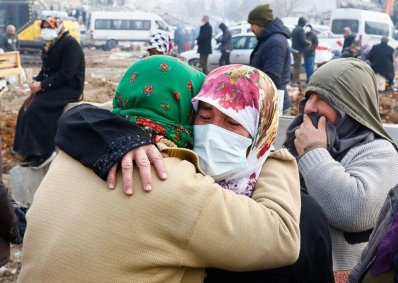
[192,65,279,196]
[147,31,170,55]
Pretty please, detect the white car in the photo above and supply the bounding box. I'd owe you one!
[180,33,256,71]
[180,33,334,72]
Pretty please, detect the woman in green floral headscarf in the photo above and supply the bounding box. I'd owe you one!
[113,55,205,149]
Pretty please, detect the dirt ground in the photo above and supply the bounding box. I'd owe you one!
[1,50,398,282]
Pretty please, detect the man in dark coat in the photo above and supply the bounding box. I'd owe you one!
[248,4,292,115]
[303,25,318,83]
[291,17,310,86]
[0,139,21,268]
[13,14,85,168]
[196,16,212,74]
[342,27,356,51]
[217,23,232,66]
[0,25,18,52]
[368,36,395,88]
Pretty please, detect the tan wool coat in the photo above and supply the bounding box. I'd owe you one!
[18,148,301,283]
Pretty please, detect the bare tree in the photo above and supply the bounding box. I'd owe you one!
[271,0,301,17]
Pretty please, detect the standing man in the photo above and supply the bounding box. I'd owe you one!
[196,16,212,74]
[291,17,310,86]
[0,25,18,52]
[303,25,318,83]
[248,4,292,115]
[217,23,232,66]
[174,26,184,53]
[368,36,395,89]
[342,27,356,51]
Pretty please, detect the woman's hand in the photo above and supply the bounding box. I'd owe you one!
[106,144,167,195]
[294,114,327,156]
[30,80,42,93]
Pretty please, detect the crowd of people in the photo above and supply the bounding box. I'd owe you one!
[1,3,398,283]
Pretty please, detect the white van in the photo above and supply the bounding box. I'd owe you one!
[87,11,172,49]
[330,9,397,48]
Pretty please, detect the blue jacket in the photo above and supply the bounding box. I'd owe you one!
[250,18,291,109]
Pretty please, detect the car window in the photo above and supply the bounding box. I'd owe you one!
[230,29,242,36]
[155,20,169,31]
[331,19,359,34]
[233,36,247,49]
[95,19,151,30]
[365,21,389,36]
[247,36,257,49]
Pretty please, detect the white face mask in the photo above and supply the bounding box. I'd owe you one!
[41,28,57,41]
[304,26,311,33]
[193,124,252,181]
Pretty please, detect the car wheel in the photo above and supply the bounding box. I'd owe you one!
[106,39,118,50]
[188,59,201,71]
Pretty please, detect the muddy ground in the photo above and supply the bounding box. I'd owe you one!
[1,50,398,282]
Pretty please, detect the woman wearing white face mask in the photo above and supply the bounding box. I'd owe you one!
[13,13,85,168]
[56,63,334,282]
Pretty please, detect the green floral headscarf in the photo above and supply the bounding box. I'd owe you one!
[112,55,205,148]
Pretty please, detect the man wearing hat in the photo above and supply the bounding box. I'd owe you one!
[248,4,292,115]
[342,27,356,52]
[291,17,310,86]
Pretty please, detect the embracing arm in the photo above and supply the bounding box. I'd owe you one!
[299,141,398,232]
[183,149,301,271]
[55,104,164,184]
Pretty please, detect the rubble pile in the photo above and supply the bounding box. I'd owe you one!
[0,113,18,173]
[379,92,398,124]
[0,245,22,283]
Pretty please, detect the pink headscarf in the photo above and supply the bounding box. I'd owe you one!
[192,65,279,196]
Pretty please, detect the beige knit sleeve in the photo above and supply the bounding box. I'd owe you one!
[181,149,301,271]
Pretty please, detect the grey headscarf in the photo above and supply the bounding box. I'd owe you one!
[285,99,375,161]
[284,58,397,160]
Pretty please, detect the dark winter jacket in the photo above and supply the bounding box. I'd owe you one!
[250,18,291,109]
[217,23,232,52]
[197,23,212,55]
[36,31,85,93]
[0,149,20,267]
[368,42,395,83]
[291,25,309,53]
[342,33,356,51]
[304,31,318,57]
[0,33,18,52]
